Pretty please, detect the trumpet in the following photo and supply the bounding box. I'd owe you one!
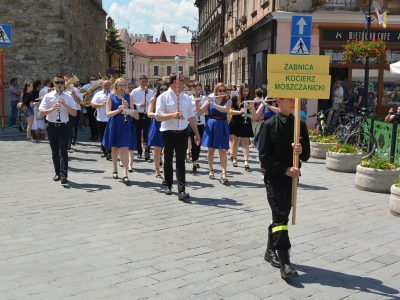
[56,87,62,122]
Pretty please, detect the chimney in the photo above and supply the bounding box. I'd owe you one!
[170,35,176,43]
[107,17,113,30]
[147,35,153,43]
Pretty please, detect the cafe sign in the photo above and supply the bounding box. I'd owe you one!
[322,29,400,43]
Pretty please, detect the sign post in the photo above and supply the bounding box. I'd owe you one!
[0,24,12,132]
[267,54,330,224]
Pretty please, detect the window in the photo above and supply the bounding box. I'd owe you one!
[243,0,247,16]
[189,66,194,76]
[242,57,246,83]
[179,66,184,73]
[132,61,134,71]
[154,66,159,76]
[167,66,172,75]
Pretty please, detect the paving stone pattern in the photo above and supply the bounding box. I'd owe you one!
[0,130,399,299]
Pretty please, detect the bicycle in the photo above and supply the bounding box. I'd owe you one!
[345,107,376,159]
[309,111,326,137]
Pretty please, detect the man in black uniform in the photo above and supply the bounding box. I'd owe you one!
[258,97,310,279]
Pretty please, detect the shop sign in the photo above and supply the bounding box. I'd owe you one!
[267,54,331,98]
[322,29,400,43]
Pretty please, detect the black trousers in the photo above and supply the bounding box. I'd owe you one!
[86,106,98,137]
[162,130,188,192]
[136,113,151,155]
[47,123,69,178]
[97,120,110,155]
[190,124,204,162]
[265,178,293,251]
[68,110,80,145]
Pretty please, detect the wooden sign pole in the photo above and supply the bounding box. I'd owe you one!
[291,98,301,225]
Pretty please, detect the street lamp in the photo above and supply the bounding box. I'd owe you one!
[364,0,372,108]
[175,55,181,75]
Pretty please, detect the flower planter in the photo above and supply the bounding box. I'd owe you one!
[326,152,363,173]
[310,142,337,159]
[355,165,400,193]
[390,185,400,217]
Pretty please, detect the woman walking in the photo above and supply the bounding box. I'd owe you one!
[20,82,36,142]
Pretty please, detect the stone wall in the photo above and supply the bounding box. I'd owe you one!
[0,0,107,85]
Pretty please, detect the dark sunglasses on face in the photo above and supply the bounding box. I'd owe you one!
[159,88,167,91]
[54,81,65,85]
[226,89,232,91]
[218,89,226,92]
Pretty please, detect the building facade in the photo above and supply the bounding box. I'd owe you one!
[0,0,107,84]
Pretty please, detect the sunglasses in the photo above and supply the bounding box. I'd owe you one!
[117,84,126,87]
[159,88,167,91]
[54,81,65,85]
[226,89,232,91]
[218,89,226,92]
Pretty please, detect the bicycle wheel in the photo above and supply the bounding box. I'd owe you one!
[334,124,348,142]
[345,132,376,159]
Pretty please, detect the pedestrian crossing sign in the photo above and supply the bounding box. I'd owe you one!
[290,37,310,55]
[0,24,12,46]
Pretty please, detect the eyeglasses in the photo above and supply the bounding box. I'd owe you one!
[226,89,232,91]
[90,78,96,81]
[159,88,167,91]
[218,89,226,92]
[54,81,65,85]
[117,84,126,87]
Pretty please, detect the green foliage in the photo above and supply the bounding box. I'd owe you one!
[360,157,399,170]
[106,21,126,75]
[309,129,339,143]
[342,39,387,64]
[328,143,360,154]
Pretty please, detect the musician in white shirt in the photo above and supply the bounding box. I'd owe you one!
[39,74,77,185]
[91,80,111,159]
[130,75,154,160]
[155,73,201,201]
[64,75,82,149]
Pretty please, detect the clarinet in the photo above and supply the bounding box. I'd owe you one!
[56,88,62,122]
[196,93,201,123]
[143,88,147,119]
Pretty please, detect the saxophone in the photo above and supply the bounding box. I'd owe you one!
[81,82,102,107]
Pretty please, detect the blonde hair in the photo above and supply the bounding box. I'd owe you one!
[213,82,228,100]
[112,78,126,95]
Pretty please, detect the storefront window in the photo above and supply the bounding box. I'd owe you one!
[386,51,400,64]
[382,70,400,106]
[321,49,344,64]
[351,69,379,93]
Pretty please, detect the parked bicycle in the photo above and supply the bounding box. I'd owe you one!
[309,111,326,137]
[345,107,376,159]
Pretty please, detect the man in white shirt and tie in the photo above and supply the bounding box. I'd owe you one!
[131,75,154,160]
[156,73,201,201]
[39,75,77,185]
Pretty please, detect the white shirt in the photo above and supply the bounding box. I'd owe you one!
[39,86,51,98]
[190,95,206,125]
[39,90,75,123]
[91,90,110,122]
[131,87,154,113]
[155,88,195,131]
[65,87,83,111]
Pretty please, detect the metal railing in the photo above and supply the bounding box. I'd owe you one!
[312,0,368,8]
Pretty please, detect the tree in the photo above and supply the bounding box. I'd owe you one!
[106,20,126,76]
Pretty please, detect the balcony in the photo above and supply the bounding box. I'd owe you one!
[312,0,368,9]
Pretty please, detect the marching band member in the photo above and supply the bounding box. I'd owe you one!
[229,83,256,171]
[102,78,139,186]
[91,80,111,159]
[39,78,53,140]
[81,75,99,140]
[131,75,154,160]
[196,82,231,184]
[155,73,201,201]
[39,74,77,184]
[147,83,168,182]
[64,75,82,149]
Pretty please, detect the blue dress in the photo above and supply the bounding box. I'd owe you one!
[148,119,163,147]
[102,93,136,149]
[202,98,229,149]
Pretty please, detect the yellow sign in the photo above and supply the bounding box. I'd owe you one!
[267,54,331,99]
[267,73,331,98]
[268,54,330,75]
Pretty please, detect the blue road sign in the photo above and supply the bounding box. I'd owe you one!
[0,24,12,47]
[291,16,312,37]
[290,37,311,56]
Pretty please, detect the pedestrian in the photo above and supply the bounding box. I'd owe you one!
[102,78,139,185]
[355,81,365,111]
[195,82,231,184]
[8,78,22,128]
[39,75,77,184]
[20,82,36,142]
[81,75,99,140]
[258,97,310,279]
[155,72,201,201]
[31,80,45,140]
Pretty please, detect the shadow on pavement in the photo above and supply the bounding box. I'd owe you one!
[69,156,98,162]
[69,166,105,174]
[304,160,326,165]
[66,181,112,192]
[286,264,399,299]
[298,183,328,191]
[187,196,252,212]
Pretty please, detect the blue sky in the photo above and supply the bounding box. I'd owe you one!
[102,0,199,42]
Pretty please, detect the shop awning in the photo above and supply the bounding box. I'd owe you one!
[390,61,400,74]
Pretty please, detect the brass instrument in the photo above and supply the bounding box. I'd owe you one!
[56,87,62,122]
[81,82,102,107]
[65,74,79,91]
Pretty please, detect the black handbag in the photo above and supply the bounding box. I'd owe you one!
[17,102,28,114]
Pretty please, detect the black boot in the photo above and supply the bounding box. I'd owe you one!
[277,250,298,279]
[264,247,280,268]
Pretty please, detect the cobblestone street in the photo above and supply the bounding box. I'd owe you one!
[0,129,399,300]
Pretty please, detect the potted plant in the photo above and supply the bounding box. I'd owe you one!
[342,39,388,64]
[390,177,400,216]
[309,129,340,159]
[326,143,363,173]
[355,157,400,193]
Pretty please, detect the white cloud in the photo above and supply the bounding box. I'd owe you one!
[107,0,198,42]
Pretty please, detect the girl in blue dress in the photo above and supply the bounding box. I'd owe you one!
[148,83,168,181]
[196,82,232,185]
[102,78,139,185]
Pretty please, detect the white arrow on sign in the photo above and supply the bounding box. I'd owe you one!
[296,17,308,35]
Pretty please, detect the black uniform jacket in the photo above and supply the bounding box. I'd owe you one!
[259,112,310,180]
